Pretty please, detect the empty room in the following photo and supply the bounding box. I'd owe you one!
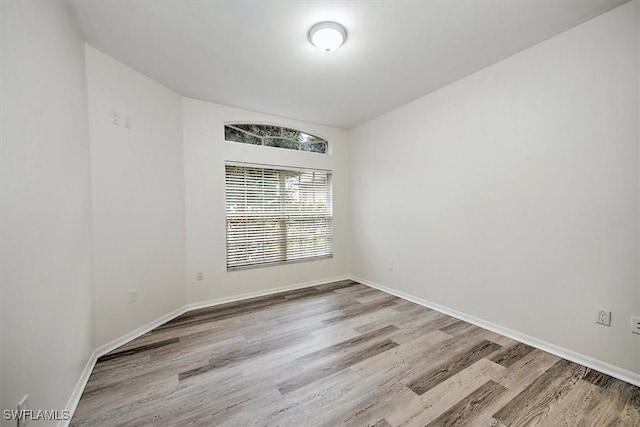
[2,0,640,425]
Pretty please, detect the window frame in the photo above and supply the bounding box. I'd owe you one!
[224,162,333,271]
[224,122,330,155]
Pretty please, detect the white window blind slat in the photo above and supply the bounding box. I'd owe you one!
[225,164,333,270]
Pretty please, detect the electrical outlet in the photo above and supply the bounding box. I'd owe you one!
[196,272,204,281]
[124,116,133,129]
[110,110,120,126]
[596,309,611,326]
[128,289,137,303]
[631,316,640,334]
[387,260,393,271]
[17,395,28,427]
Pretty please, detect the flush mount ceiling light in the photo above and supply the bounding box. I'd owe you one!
[309,22,346,53]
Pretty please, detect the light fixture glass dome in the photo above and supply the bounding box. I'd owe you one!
[309,22,346,53]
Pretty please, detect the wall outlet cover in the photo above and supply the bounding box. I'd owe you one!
[631,316,640,334]
[110,110,120,126]
[596,309,611,326]
[128,289,138,303]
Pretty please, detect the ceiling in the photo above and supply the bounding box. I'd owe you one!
[67,0,627,129]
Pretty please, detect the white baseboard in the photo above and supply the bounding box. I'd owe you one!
[58,350,98,427]
[184,274,351,312]
[352,275,640,387]
[59,274,350,426]
[94,305,189,358]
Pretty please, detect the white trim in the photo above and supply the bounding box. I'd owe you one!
[58,351,97,427]
[94,305,189,358]
[185,275,350,312]
[352,275,640,387]
[59,274,350,426]
[225,161,331,173]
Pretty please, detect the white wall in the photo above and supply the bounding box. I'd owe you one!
[637,0,640,374]
[183,98,350,303]
[350,2,640,373]
[1,2,93,424]
[3,4,638,422]
[85,46,186,347]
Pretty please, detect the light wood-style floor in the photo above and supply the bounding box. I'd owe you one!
[72,280,640,426]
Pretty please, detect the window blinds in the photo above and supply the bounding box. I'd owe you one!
[225,164,333,270]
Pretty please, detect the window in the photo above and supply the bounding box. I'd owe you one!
[225,123,328,154]
[225,164,332,270]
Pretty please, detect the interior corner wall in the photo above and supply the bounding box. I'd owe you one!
[84,46,186,348]
[182,98,350,304]
[1,2,93,424]
[349,1,640,373]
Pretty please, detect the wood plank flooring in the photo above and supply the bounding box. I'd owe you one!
[71,280,640,426]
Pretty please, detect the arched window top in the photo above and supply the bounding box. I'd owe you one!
[224,123,328,154]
